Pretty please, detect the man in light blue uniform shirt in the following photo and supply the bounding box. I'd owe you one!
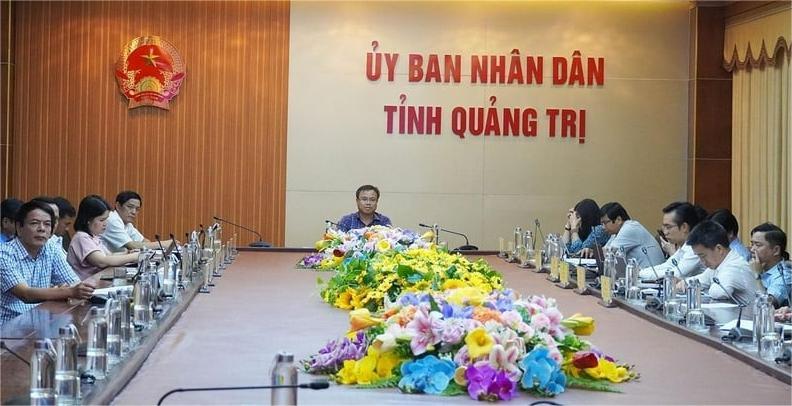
[595,202,665,269]
[750,223,791,308]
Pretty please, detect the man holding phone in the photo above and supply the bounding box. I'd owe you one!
[639,202,707,281]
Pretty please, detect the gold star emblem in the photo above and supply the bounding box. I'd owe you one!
[141,48,160,67]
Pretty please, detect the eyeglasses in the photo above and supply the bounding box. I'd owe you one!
[661,223,678,231]
[123,203,141,212]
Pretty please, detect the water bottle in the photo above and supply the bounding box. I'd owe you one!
[685,279,706,331]
[663,270,681,320]
[133,273,152,329]
[105,292,122,366]
[624,258,642,303]
[270,351,297,405]
[117,290,132,355]
[30,339,56,405]
[513,227,522,260]
[54,325,80,405]
[161,256,176,298]
[752,292,769,347]
[759,306,782,361]
[82,306,107,380]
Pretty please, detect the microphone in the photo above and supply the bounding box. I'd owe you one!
[534,219,544,251]
[0,341,30,366]
[642,247,660,280]
[198,224,206,250]
[169,234,181,255]
[155,234,166,253]
[671,258,684,277]
[712,276,749,342]
[157,381,330,405]
[213,216,271,248]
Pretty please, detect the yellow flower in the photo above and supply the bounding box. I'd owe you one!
[561,313,596,336]
[376,239,391,252]
[336,359,358,384]
[314,239,330,251]
[420,230,434,241]
[334,289,354,310]
[584,359,630,383]
[348,308,383,333]
[454,366,468,386]
[447,287,486,306]
[465,327,494,359]
[376,350,402,379]
[355,353,379,384]
[442,279,467,290]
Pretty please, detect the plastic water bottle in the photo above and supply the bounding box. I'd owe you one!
[270,351,297,405]
[105,292,122,366]
[83,306,107,380]
[30,339,56,405]
[54,325,80,404]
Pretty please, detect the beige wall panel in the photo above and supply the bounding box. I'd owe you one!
[287,1,690,248]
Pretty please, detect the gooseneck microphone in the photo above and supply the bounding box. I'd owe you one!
[213,216,271,248]
[642,247,660,280]
[418,223,478,251]
[0,341,30,366]
[712,276,749,342]
[534,219,544,251]
[169,234,181,255]
[154,234,166,252]
[157,381,330,405]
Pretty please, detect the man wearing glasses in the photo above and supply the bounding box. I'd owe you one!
[595,201,664,269]
[102,190,176,252]
[337,185,392,232]
[638,202,706,281]
[0,201,93,325]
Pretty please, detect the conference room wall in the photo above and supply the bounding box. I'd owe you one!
[286,1,690,248]
[7,1,289,246]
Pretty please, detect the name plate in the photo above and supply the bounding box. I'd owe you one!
[550,257,559,278]
[576,266,586,290]
[600,275,613,304]
[559,261,570,285]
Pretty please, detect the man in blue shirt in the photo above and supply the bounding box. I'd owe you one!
[0,198,23,243]
[750,222,791,308]
[0,201,94,325]
[337,185,392,232]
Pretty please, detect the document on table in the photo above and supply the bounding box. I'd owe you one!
[565,258,597,267]
[93,285,134,297]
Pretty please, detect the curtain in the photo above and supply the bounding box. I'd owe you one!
[726,4,791,242]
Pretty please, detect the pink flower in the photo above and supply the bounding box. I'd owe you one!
[530,313,551,331]
[406,307,443,355]
[440,318,467,345]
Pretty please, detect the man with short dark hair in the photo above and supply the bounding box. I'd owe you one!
[708,209,751,262]
[639,202,706,280]
[0,201,94,325]
[681,220,756,305]
[592,202,664,269]
[31,196,67,258]
[337,185,392,232]
[102,190,175,252]
[1,198,23,243]
[749,222,791,308]
[53,196,76,251]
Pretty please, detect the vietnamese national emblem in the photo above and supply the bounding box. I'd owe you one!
[115,36,185,110]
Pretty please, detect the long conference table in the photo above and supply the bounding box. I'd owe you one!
[3,250,791,404]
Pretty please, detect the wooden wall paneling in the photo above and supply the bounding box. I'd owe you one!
[10,1,289,245]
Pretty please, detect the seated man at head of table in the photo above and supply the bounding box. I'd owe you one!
[749,222,791,308]
[582,201,664,269]
[639,202,707,281]
[0,201,94,325]
[337,184,392,232]
[101,190,176,252]
[679,220,756,305]
[1,198,23,243]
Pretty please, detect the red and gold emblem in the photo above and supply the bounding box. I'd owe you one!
[115,36,186,110]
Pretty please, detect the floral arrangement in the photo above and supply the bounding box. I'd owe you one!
[298,226,433,270]
[319,247,503,312]
[303,288,637,401]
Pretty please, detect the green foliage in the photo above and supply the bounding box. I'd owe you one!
[557,334,588,355]
[353,375,400,389]
[565,375,621,393]
[440,381,466,396]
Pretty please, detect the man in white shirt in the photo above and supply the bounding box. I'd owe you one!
[639,202,706,281]
[596,202,665,269]
[102,191,176,253]
[680,220,756,305]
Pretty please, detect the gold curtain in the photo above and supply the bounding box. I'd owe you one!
[726,3,791,242]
